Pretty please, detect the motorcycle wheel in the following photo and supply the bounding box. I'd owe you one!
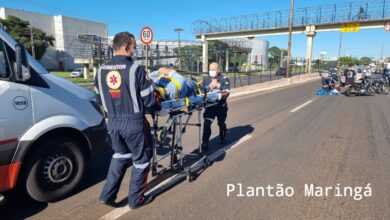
[380,85,389,95]
[346,88,355,97]
[367,86,376,96]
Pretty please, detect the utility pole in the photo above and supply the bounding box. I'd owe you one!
[286,0,295,78]
[30,26,36,58]
[280,49,284,67]
[174,28,184,70]
[337,32,343,67]
[380,43,384,60]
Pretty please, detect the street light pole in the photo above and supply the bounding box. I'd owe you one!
[30,26,36,58]
[337,32,343,68]
[174,28,184,70]
[286,0,294,78]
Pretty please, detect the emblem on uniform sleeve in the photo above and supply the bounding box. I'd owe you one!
[106,71,122,98]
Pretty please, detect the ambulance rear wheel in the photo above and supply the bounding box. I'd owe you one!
[24,138,86,203]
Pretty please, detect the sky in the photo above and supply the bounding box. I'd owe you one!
[1,0,389,59]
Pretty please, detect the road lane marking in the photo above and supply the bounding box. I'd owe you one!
[290,100,313,113]
[100,134,252,220]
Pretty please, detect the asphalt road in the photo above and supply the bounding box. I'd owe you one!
[2,80,390,220]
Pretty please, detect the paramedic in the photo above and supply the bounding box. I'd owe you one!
[201,62,230,150]
[95,32,161,209]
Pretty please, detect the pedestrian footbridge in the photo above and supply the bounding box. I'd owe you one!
[192,0,390,72]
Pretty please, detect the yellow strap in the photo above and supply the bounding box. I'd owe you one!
[159,76,181,99]
[196,82,203,95]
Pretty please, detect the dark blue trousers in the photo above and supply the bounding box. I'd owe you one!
[202,104,228,144]
[100,120,153,207]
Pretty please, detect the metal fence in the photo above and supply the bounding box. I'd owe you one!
[179,57,326,89]
[192,0,390,35]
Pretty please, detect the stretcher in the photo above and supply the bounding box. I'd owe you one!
[150,90,225,179]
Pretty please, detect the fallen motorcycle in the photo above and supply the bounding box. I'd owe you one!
[367,74,389,95]
[344,80,375,97]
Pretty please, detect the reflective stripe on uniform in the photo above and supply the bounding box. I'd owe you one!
[94,86,99,94]
[141,85,153,97]
[133,162,149,169]
[205,118,214,122]
[97,67,108,113]
[129,64,140,113]
[113,153,132,159]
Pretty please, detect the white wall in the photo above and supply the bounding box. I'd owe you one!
[60,15,108,70]
[0,8,108,70]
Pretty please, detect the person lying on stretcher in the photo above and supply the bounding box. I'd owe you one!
[149,67,203,101]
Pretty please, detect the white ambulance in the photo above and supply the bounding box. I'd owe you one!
[0,28,107,203]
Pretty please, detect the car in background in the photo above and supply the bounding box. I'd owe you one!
[275,67,287,76]
[71,68,84,78]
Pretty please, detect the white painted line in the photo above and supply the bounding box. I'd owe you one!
[100,206,131,220]
[99,134,252,220]
[208,135,252,162]
[100,174,179,220]
[290,100,313,113]
[229,135,252,150]
[145,175,178,196]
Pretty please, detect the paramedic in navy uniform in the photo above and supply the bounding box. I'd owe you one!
[94,32,161,209]
[201,62,230,151]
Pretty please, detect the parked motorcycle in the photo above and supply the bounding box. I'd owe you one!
[344,78,375,97]
[367,74,389,95]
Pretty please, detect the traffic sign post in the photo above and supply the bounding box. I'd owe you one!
[385,21,390,31]
[140,27,153,71]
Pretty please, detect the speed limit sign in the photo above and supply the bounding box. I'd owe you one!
[140,27,153,45]
[385,21,390,31]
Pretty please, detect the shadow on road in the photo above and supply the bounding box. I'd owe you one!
[0,147,113,219]
[116,124,255,207]
[0,125,254,217]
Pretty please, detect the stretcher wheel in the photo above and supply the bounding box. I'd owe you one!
[203,158,211,168]
[185,168,193,182]
[173,155,178,164]
[152,166,157,176]
[159,131,165,142]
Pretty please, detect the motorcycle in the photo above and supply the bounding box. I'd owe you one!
[367,73,389,95]
[344,77,375,97]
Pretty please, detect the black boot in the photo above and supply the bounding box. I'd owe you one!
[219,127,227,145]
[201,142,209,151]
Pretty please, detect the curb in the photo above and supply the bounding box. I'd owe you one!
[230,73,320,99]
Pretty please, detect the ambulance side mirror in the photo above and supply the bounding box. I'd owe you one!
[15,43,30,82]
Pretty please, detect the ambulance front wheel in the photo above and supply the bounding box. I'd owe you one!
[23,137,86,203]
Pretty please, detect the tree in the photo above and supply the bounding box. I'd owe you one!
[0,15,54,60]
[339,56,353,66]
[268,46,287,68]
[173,41,249,72]
[173,45,202,71]
[360,57,372,66]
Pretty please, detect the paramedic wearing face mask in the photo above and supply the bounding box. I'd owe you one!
[201,62,230,151]
[95,32,161,209]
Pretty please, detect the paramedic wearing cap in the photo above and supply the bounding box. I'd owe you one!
[95,32,161,209]
[201,62,230,150]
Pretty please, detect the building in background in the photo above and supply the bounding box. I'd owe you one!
[248,39,269,68]
[108,36,201,71]
[0,7,108,70]
[108,37,268,72]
